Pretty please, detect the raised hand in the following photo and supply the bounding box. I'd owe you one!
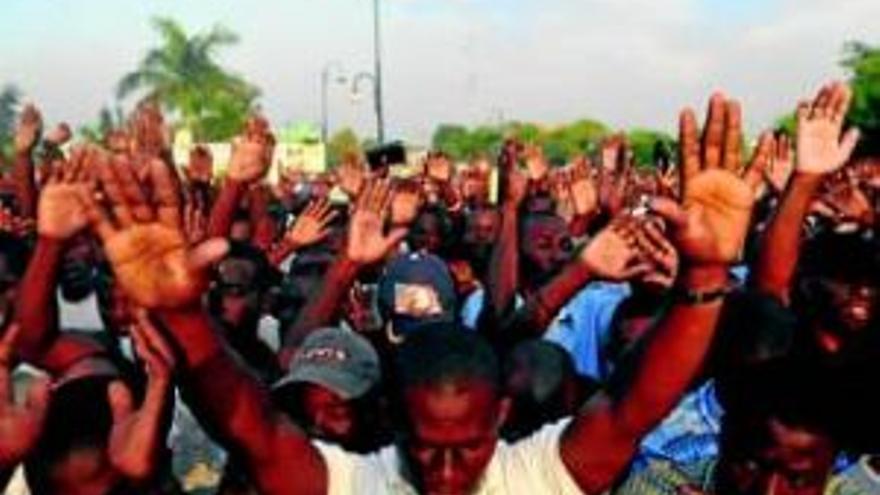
[182,190,209,246]
[0,324,51,468]
[285,199,338,250]
[107,311,176,481]
[37,146,99,240]
[336,154,367,198]
[84,156,229,308]
[390,180,423,226]
[227,115,276,184]
[569,156,599,217]
[184,145,214,185]
[345,180,408,266]
[14,104,43,154]
[523,144,550,182]
[796,82,859,176]
[130,102,168,158]
[579,217,652,281]
[425,151,453,183]
[651,93,772,266]
[44,122,72,148]
[636,219,680,289]
[764,133,793,194]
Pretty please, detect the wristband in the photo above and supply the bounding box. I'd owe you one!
[673,284,734,305]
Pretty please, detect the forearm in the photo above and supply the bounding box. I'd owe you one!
[12,151,36,218]
[562,266,728,492]
[207,179,247,238]
[15,236,64,363]
[154,306,327,495]
[486,202,520,318]
[283,256,360,349]
[499,262,592,343]
[753,173,823,303]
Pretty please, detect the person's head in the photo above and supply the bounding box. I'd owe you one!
[0,233,29,328]
[501,340,589,441]
[209,241,278,331]
[795,231,880,358]
[274,328,383,451]
[519,212,573,287]
[717,362,838,495]
[408,205,454,256]
[461,207,500,277]
[26,357,128,493]
[394,328,509,495]
[377,253,458,342]
[59,235,97,303]
[229,210,253,242]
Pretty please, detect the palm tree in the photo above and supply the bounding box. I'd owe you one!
[0,84,21,160]
[117,17,259,141]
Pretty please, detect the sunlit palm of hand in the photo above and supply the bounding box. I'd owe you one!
[346,180,408,265]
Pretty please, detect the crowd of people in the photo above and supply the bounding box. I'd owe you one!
[0,81,878,495]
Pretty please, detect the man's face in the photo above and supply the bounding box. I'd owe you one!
[410,213,444,254]
[214,258,261,328]
[403,381,507,495]
[301,383,358,445]
[718,417,836,495]
[812,276,878,355]
[520,215,572,283]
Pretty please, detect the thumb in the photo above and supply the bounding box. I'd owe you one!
[839,127,861,164]
[649,197,689,229]
[383,227,409,253]
[25,375,52,422]
[107,380,134,424]
[188,238,229,272]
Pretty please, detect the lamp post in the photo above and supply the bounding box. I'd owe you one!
[321,61,347,144]
[371,0,386,144]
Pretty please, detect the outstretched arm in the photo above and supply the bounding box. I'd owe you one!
[82,151,328,495]
[560,93,768,493]
[753,83,859,303]
[282,180,406,352]
[11,104,42,219]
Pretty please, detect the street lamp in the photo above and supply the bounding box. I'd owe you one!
[321,61,348,144]
[371,0,386,144]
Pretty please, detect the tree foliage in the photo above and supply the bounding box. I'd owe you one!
[117,17,259,142]
[326,128,362,168]
[842,41,880,155]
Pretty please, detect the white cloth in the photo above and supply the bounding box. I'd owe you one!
[316,419,584,495]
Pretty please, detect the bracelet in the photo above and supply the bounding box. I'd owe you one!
[673,284,734,305]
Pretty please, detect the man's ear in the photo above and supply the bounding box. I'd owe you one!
[495,396,512,431]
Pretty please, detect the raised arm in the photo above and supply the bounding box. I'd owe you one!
[282,180,406,351]
[267,199,337,266]
[484,141,528,321]
[15,147,103,370]
[82,155,327,495]
[560,93,769,493]
[11,104,42,219]
[753,82,859,303]
[207,116,275,238]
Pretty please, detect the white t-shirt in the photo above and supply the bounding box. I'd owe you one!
[316,419,585,495]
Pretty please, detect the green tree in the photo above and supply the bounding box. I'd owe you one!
[0,84,21,160]
[432,124,471,161]
[117,17,259,141]
[326,128,362,167]
[626,129,675,168]
[842,41,880,154]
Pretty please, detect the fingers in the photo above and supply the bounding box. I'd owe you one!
[702,92,727,170]
[114,155,155,223]
[383,226,409,253]
[830,82,852,123]
[107,380,135,423]
[98,155,136,227]
[744,132,775,190]
[678,108,700,189]
[840,127,861,163]
[722,101,743,172]
[811,84,834,119]
[0,323,24,365]
[649,197,689,229]
[80,185,117,242]
[188,238,230,273]
[132,310,177,376]
[147,158,182,229]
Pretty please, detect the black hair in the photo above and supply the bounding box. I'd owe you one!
[214,240,281,291]
[0,232,31,279]
[394,327,500,394]
[797,230,880,286]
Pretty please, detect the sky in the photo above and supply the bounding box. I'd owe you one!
[1,0,878,144]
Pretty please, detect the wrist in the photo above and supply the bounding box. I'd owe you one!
[679,264,730,291]
[791,170,828,186]
[35,234,67,250]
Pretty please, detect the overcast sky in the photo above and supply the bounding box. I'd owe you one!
[1,0,878,143]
